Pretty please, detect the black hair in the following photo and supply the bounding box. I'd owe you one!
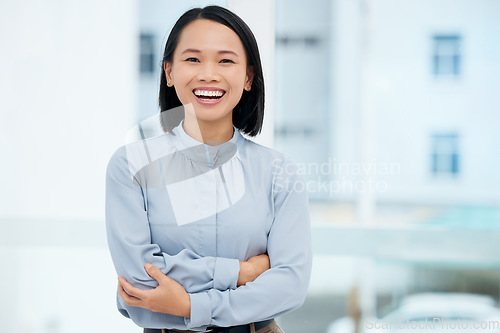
[159,5,264,136]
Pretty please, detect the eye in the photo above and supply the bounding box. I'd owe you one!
[220,59,235,64]
[185,57,199,62]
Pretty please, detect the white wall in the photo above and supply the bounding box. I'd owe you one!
[0,0,138,220]
[0,1,139,332]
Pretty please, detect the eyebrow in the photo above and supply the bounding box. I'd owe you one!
[180,48,239,57]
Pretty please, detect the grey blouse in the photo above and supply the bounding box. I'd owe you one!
[105,120,312,330]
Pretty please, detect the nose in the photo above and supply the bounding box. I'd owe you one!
[196,62,220,82]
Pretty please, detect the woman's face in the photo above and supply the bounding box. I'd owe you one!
[164,19,254,123]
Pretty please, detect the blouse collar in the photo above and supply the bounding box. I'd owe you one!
[170,120,241,167]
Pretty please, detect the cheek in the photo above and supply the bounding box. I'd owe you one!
[171,63,194,83]
[171,67,193,99]
[227,69,248,89]
[173,86,186,101]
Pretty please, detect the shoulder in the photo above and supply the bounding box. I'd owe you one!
[240,136,300,174]
[107,133,176,175]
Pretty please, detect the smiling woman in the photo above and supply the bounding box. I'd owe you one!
[105,5,312,333]
[163,19,253,137]
[159,7,264,138]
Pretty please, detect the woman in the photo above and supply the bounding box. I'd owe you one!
[106,6,312,333]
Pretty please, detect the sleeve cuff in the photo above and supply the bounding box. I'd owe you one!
[213,257,240,290]
[184,292,212,329]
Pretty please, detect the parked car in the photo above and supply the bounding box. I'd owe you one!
[328,293,500,333]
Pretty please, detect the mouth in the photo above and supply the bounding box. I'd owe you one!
[192,88,226,102]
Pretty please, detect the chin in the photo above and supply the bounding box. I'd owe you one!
[194,115,230,123]
[192,108,232,123]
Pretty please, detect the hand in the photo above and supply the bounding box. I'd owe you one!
[237,253,270,286]
[117,263,191,318]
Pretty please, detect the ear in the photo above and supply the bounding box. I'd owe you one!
[164,61,174,86]
[244,65,255,91]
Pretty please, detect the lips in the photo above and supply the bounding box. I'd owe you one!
[192,88,226,101]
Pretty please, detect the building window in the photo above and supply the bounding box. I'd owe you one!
[431,133,460,176]
[276,35,321,48]
[140,33,155,75]
[432,35,461,77]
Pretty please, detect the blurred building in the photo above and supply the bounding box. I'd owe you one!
[275,0,500,207]
[274,1,500,332]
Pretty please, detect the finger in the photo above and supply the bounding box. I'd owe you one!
[144,263,168,284]
[118,283,144,307]
[117,277,147,299]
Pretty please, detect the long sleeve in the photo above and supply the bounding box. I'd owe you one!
[184,157,313,329]
[105,146,240,298]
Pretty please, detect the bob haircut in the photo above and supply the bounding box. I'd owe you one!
[159,5,265,137]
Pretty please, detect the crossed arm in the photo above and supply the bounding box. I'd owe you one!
[106,147,272,318]
[106,148,311,328]
[117,254,270,317]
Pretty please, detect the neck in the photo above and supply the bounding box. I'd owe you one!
[183,114,234,146]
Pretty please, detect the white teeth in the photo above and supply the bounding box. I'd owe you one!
[194,89,224,97]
